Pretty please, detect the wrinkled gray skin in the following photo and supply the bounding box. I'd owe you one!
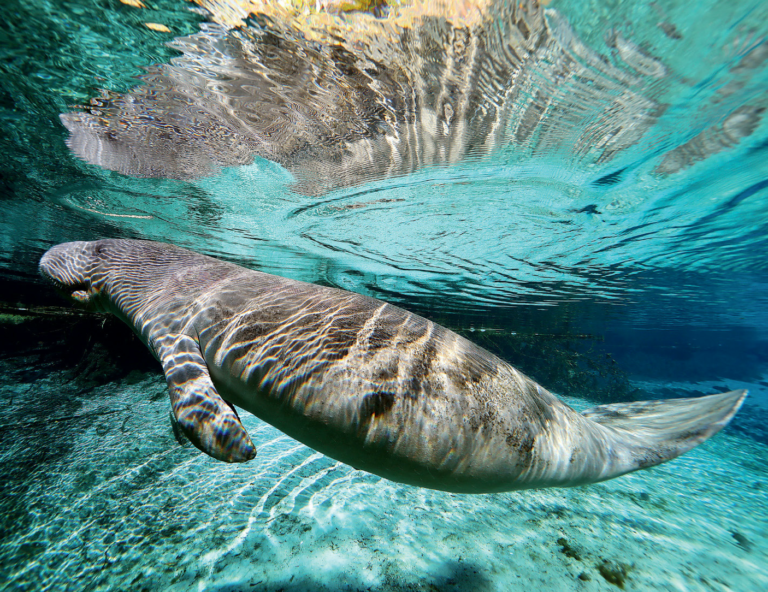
[40,240,746,493]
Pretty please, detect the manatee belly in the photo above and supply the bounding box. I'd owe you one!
[207,349,549,493]
[192,278,557,492]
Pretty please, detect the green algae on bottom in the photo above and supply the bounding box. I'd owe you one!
[597,559,633,589]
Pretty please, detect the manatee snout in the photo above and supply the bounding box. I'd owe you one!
[39,241,104,306]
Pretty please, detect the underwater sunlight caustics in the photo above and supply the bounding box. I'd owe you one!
[2,0,768,589]
[40,239,746,493]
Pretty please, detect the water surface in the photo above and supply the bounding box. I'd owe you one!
[1,0,766,590]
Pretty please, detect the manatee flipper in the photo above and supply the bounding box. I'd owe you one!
[581,389,746,473]
[169,410,190,447]
[156,334,257,462]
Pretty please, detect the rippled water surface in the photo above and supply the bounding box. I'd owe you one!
[1,0,767,590]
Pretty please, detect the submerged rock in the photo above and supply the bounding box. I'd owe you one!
[732,531,752,551]
[596,559,632,589]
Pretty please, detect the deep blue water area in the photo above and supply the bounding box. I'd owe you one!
[1,0,767,590]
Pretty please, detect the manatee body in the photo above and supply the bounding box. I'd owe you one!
[39,239,745,493]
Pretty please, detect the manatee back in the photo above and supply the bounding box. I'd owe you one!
[193,272,501,400]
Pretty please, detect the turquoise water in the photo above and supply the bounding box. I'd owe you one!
[1,0,767,589]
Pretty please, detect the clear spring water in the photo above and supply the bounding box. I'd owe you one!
[1,0,767,590]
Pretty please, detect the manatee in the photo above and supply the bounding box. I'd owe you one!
[39,239,746,493]
[60,3,661,196]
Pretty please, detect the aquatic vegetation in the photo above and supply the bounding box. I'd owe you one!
[597,559,632,589]
[556,537,581,561]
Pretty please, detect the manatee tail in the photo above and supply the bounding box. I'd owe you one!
[578,389,747,481]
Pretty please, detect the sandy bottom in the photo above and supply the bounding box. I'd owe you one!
[0,361,765,592]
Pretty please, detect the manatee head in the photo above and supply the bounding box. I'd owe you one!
[39,240,109,308]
